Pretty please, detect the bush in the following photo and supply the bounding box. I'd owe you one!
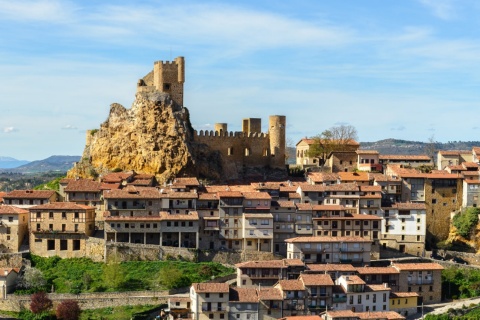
[453,207,479,238]
[56,300,81,320]
[30,291,52,314]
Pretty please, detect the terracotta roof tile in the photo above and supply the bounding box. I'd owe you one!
[217,191,244,198]
[64,179,102,192]
[392,263,443,271]
[0,205,29,215]
[103,187,160,199]
[192,282,229,293]
[306,263,356,272]
[4,190,56,199]
[159,211,199,220]
[340,275,365,285]
[30,202,94,211]
[285,236,371,243]
[338,172,370,182]
[242,192,272,200]
[299,274,334,286]
[229,287,258,303]
[277,279,305,291]
[296,203,313,211]
[272,200,296,208]
[198,193,219,200]
[324,183,359,192]
[159,191,198,199]
[365,284,391,291]
[356,311,405,320]
[438,150,470,156]
[235,260,286,269]
[173,177,200,187]
[300,185,326,192]
[390,291,419,298]
[356,266,399,275]
[380,155,431,160]
[356,150,379,155]
[390,203,426,210]
[258,288,283,300]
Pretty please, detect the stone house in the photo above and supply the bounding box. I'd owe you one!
[322,310,405,320]
[196,192,221,250]
[159,211,199,248]
[379,203,426,256]
[335,275,390,313]
[462,179,480,208]
[436,150,472,170]
[285,236,372,265]
[105,215,163,245]
[103,186,162,217]
[0,205,28,252]
[379,155,432,171]
[228,287,259,320]
[298,273,334,313]
[391,262,443,304]
[359,185,382,216]
[190,282,229,320]
[235,259,305,288]
[271,200,296,255]
[356,150,381,172]
[3,190,58,209]
[355,266,400,292]
[0,268,19,298]
[218,191,245,251]
[294,203,313,237]
[305,264,357,282]
[274,279,306,317]
[389,292,418,318]
[63,178,104,223]
[29,202,95,258]
[257,287,283,320]
[168,296,192,319]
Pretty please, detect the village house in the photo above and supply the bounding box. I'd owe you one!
[285,236,372,265]
[436,150,472,170]
[0,205,28,252]
[379,155,432,171]
[356,150,382,172]
[3,189,58,208]
[0,268,19,299]
[271,200,296,255]
[389,292,419,318]
[235,259,305,288]
[196,192,221,250]
[257,287,283,320]
[274,279,306,317]
[228,287,259,320]
[29,202,95,258]
[298,273,334,313]
[190,282,229,320]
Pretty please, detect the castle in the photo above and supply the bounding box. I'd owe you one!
[136,57,287,172]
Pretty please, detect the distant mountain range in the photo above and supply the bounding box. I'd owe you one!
[1,139,479,173]
[0,155,81,173]
[0,156,30,168]
[360,139,480,155]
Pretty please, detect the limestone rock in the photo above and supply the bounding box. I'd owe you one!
[68,91,222,183]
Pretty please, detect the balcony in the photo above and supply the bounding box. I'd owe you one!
[339,247,364,253]
[407,279,433,285]
[201,307,227,312]
[108,204,146,210]
[332,297,347,303]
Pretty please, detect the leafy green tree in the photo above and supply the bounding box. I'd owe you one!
[307,125,358,165]
[102,254,125,290]
[156,266,190,289]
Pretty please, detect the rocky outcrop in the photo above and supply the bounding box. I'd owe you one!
[68,91,222,183]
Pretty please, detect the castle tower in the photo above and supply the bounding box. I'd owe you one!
[153,56,185,106]
[214,123,228,135]
[269,115,286,168]
[242,118,262,134]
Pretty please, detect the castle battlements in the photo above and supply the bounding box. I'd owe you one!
[194,130,269,138]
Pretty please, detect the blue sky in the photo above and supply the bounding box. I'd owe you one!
[1,0,480,160]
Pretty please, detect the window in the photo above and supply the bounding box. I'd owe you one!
[60,240,67,251]
[49,212,54,219]
[209,314,213,319]
[47,239,55,250]
[206,293,210,298]
[73,240,80,251]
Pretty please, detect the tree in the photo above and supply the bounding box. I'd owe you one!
[102,253,125,290]
[156,265,190,289]
[56,300,81,320]
[307,125,358,165]
[19,267,47,291]
[424,135,437,162]
[30,291,52,314]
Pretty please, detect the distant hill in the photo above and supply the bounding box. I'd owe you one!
[0,155,80,173]
[359,139,480,155]
[0,156,30,169]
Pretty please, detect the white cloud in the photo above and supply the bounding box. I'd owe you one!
[3,126,18,133]
[418,0,456,20]
[62,124,78,130]
[0,0,76,23]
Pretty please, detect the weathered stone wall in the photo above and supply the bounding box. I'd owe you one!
[0,291,169,312]
[424,179,463,243]
[0,253,24,268]
[198,250,281,265]
[105,243,196,262]
[86,237,105,262]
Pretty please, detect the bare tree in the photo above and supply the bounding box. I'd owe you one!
[307,125,358,165]
[424,135,437,162]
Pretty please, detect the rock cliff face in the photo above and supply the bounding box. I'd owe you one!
[67,91,222,183]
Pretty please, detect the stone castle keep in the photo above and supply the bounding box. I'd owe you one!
[69,57,287,182]
[136,57,287,174]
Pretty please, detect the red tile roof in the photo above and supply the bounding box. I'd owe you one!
[285,236,371,243]
[299,273,334,286]
[192,282,229,293]
[277,279,305,291]
[242,192,272,200]
[4,190,56,199]
[64,179,102,192]
[258,288,283,300]
[29,202,94,211]
[229,287,258,303]
[159,211,199,220]
[0,205,29,215]
[356,266,399,275]
[392,262,444,271]
[306,263,356,272]
[103,187,160,199]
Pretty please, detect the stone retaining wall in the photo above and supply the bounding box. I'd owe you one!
[0,291,170,312]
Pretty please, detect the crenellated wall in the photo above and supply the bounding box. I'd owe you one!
[194,130,272,168]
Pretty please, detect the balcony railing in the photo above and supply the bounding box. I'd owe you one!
[339,247,364,253]
[333,297,347,303]
[108,204,146,210]
[201,307,227,312]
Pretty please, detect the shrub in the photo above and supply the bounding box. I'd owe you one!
[453,207,480,238]
[30,291,52,314]
[56,300,81,320]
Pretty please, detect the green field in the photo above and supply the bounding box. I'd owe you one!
[20,255,234,294]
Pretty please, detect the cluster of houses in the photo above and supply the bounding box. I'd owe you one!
[165,257,442,320]
[3,140,479,318]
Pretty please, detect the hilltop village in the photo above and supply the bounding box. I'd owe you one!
[1,57,480,320]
